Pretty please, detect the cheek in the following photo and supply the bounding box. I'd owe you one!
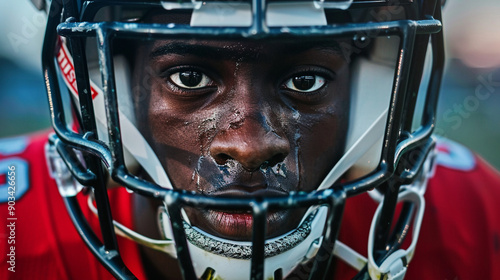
[289,112,345,191]
[145,82,227,190]
[144,83,200,189]
[306,112,347,162]
[291,80,350,190]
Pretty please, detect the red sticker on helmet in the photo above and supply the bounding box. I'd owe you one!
[57,37,99,100]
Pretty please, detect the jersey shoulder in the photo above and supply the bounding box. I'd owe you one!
[0,132,52,203]
[433,136,477,172]
[430,136,500,187]
[410,137,500,279]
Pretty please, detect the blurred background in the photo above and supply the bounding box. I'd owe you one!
[0,0,499,170]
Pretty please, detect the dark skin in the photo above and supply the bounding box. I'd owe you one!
[131,36,351,279]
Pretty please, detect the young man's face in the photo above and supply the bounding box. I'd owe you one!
[132,36,351,241]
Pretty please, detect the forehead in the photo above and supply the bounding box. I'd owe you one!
[143,39,350,66]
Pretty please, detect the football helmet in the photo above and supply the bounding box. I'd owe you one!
[37,0,444,279]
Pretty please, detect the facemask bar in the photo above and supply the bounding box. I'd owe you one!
[42,0,444,279]
[367,2,444,268]
[42,1,132,278]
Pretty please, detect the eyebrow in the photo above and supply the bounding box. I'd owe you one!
[150,42,256,60]
[149,40,344,61]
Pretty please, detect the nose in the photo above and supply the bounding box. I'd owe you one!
[209,113,290,171]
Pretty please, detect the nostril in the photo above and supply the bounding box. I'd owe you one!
[265,154,287,168]
[214,153,233,165]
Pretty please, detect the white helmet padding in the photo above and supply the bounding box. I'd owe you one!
[347,36,400,173]
[319,36,399,189]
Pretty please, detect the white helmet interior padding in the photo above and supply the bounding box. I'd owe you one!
[319,36,399,188]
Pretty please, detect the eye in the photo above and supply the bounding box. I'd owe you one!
[170,70,212,89]
[284,75,326,93]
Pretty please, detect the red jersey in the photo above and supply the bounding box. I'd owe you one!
[0,132,145,280]
[1,133,499,279]
[336,137,500,279]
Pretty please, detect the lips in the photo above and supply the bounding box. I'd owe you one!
[199,209,289,241]
[186,188,301,241]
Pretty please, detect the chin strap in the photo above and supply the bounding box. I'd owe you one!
[87,195,178,256]
[331,188,425,280]
[367,188,425,280]
[333,146,435,280]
